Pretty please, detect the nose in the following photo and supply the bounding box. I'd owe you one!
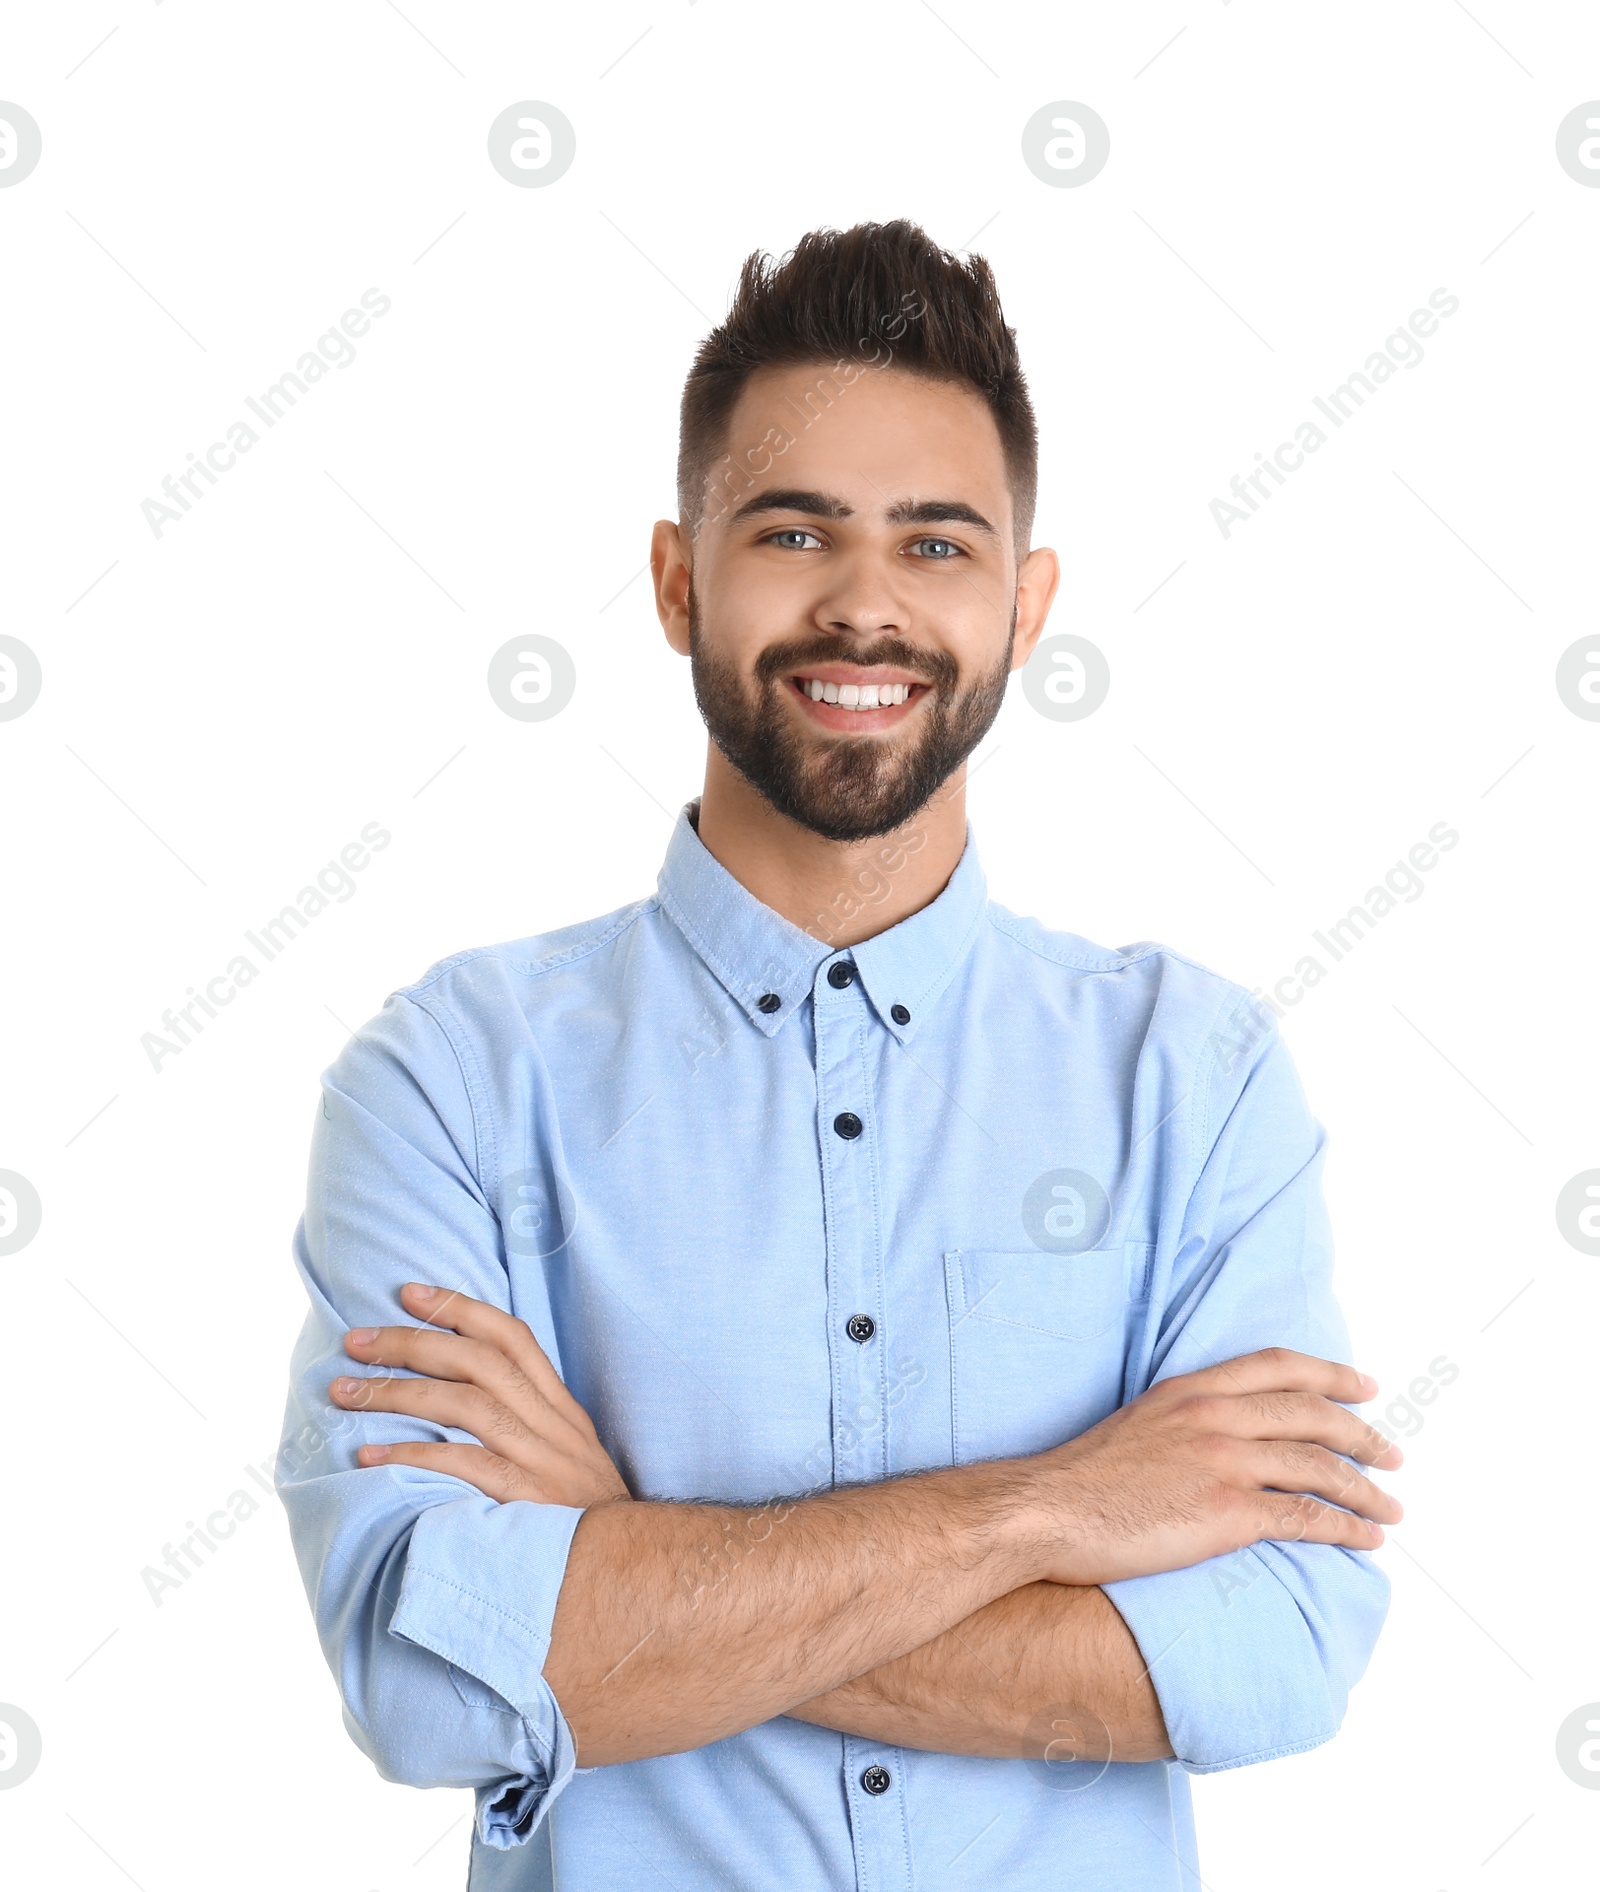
[811,550,908,640]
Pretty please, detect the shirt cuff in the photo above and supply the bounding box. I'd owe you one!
[388,1492,587,1847]
[1103,1546,1355,1773]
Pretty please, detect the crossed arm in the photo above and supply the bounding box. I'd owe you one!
[329,1280,1401,1769]
[784,1577,1168,1761]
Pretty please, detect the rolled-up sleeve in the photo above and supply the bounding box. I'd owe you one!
[275,988,586,1848]
[1103,1006,1390,1772]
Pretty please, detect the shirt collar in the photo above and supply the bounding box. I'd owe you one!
[654,800,989,1044]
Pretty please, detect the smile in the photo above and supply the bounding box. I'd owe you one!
[786,668,929,727]
[798,677,913,708]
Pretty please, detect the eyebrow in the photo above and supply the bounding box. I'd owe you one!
[728,487,848,525]
[726,487,1000,543]
[886,497,1001,542]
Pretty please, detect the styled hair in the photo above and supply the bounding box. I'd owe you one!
[677,219,1038,559]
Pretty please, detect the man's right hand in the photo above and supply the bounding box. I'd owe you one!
[1029,1347,1403,1588]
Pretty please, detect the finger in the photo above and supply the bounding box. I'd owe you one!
[334,1324,559,1415]
[1251,1491,1387,1552]
[342,1325,588,1443]
[1189,1388,1402,1469]
[1176,1347,1378,1408]
[397,1283,581,1418]
[356,1438,531,1503]
[330,1371,517,1444]
[1243,1442,1403,1525]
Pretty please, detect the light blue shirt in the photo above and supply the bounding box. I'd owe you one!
[279,803,1387,1890]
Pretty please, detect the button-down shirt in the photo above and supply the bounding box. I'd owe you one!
[279,803,1387,1890]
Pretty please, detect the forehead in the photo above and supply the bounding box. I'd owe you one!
[717,361,1011,522]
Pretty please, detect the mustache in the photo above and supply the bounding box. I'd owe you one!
[752,634,958,692]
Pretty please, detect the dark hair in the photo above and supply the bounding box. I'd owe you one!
[677,219,1038,560]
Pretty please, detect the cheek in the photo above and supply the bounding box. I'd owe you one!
[935,587,1016,666]
[950,629,1019,697]
[695,560,806,657]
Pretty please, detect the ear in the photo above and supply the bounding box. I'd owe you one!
[653,518,693,656]
[1010,544,1061,670]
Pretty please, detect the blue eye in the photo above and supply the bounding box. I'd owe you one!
[767,529,824,550]
[913,538,962,559]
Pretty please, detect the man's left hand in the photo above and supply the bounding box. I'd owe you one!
[329,1282,631,1509]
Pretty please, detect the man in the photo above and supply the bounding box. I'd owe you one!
[279,219,1398,1889]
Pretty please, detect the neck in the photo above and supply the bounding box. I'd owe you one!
[691,744,968,949]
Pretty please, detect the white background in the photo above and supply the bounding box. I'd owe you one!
[2,4,1596,1887]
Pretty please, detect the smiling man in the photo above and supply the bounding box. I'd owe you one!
[279,220,1396,1890]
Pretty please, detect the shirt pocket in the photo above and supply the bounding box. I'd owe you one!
[943,1243,1152,1466]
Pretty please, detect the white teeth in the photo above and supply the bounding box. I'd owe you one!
[801,678,914,709]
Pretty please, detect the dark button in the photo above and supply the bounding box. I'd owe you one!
[890,1003,910,1025]
[757,992,781,1014]
[846,1313,876,1343]
[827,960,856,989]
[833,1111,863,1141]
[860,1764,891,1795]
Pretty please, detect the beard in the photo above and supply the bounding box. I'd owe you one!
[687,589,1015,843]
